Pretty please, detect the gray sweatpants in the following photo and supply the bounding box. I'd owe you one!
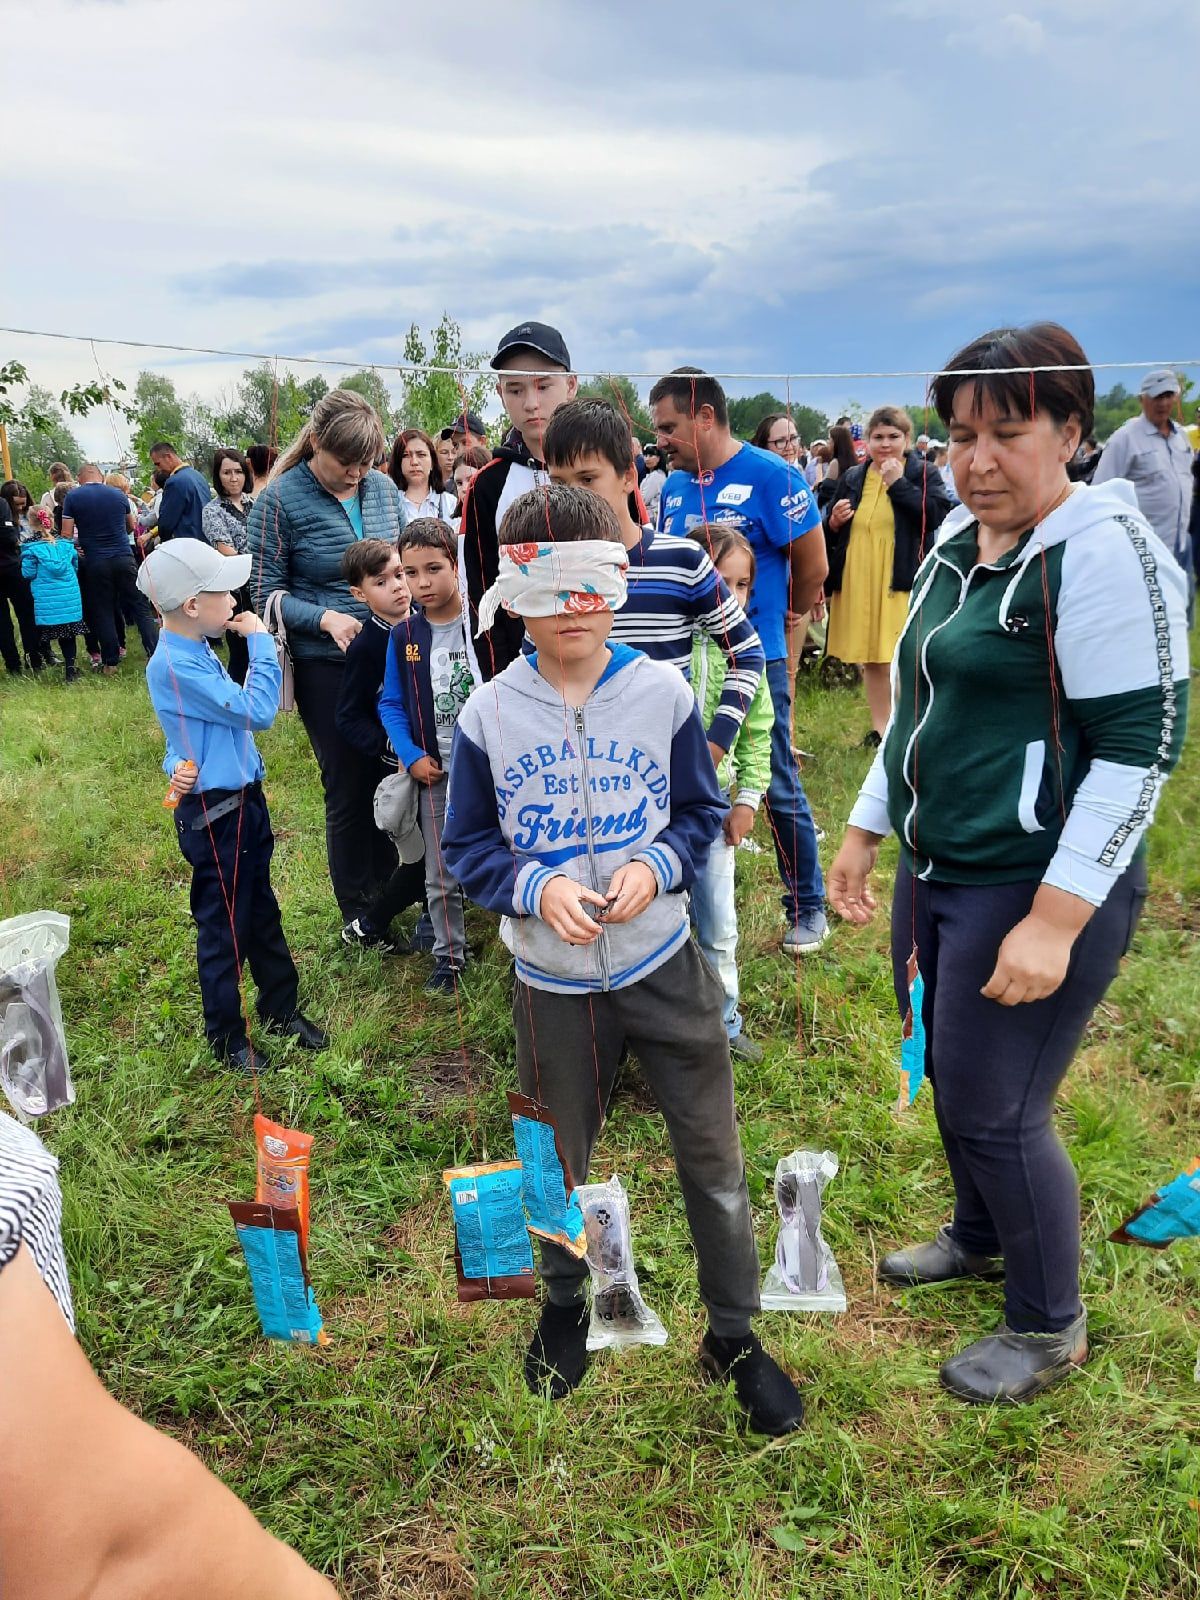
[421,783,467,964]
[513,940,761,1337]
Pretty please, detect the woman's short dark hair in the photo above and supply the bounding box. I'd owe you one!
[390,428,444,495]
[398,516,457,563]
[648,367,729,426]
[499,484,622,546]
[211,448,251,498]
[930,323,1094,438]
[245,443,277,478]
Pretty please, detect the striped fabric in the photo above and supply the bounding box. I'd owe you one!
[612,526,765,753]
[0,1113,74,1329]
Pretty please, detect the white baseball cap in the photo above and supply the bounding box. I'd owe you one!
[1139,368,1181,398]
[136,541,252,611]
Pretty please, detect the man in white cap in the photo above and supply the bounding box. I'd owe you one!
[1093,369,1194,574]
[137,541,328,1071]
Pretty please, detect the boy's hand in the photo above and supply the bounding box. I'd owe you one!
[227,611,267,637]
[601,861,658,924]
[170,761,199,795]
[723,803,756,847]
[539,876,608,944]
[408,756,444,785]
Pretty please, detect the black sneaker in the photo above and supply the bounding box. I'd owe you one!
[218,1039,274,1073]
[259,1011,329,1051]
[939,1312,1088,1404]
[341,917,396,953]
[425,959,464,995]
[699,1329,805,1436]
[408,914,437,953]
[525,1300,590,1400]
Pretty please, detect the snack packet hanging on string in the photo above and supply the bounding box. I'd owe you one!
[229,1201,325,1345]
[443,1160,537,1302]
[255,1114,313,1253]
[575,1175,667,1350]
[1109,1160,1200,1248]
[896,946,926,1109]
[508,1091,586,1258]
[761,1150,846,1313]
[0,911,74,1120]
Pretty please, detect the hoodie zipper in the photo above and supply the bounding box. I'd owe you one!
[573,704,611,992]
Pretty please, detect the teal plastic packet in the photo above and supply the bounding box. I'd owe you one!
[508,1091,586,1258]
[228,1201,325,1345]
[442,1159,537,1302]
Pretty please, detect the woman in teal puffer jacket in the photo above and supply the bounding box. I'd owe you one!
[248,390,408,925]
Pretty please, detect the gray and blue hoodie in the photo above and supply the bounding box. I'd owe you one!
[441,644,724,994]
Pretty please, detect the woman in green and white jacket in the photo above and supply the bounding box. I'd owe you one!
[829,323,1190,1405]
[687,525,774,1063]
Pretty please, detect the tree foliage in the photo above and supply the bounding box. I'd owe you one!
[576,375,652,437]
[7,385,84,497]
[398,315,491,438]
[338,369,397,437]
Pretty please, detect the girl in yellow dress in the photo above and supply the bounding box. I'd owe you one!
[823,406,952,741]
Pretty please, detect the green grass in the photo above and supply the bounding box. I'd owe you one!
[1,660,1198,1600]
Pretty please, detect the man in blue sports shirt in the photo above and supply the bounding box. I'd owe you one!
[652,367,829,953]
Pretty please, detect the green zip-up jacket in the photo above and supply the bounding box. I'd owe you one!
[690,633,774,810]
[848,480,1190,904]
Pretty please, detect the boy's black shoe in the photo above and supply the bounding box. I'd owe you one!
[525,1300,590,1400]
[64,667,80,683]
[409,913,437,953]
[220,1040,274,1073]
[341,917,396,953]
[699,1330,805,1436]
[260,1012,328,1051]
[424,959,463,995]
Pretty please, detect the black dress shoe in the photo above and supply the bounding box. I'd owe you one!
[259,1012,329,1051]
[940,1312,1088,1404]
[699,1330,805,1436]
[219,1040,274,1073]
[878,1224,1004,1287]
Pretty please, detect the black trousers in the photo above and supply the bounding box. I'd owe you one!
[893,858,1146,1333]
[85,557,158,665]
[175,786,299,1053]
[0,568,44,671]
[292,655,397,922]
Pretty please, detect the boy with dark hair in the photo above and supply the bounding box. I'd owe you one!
[335,539,426,950]
[378,519,480,991]
[441,483,805,1437]
[460,321,578,677]
[652,365,830,956]
[138,541,327,1071]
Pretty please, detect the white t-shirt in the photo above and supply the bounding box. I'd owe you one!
[428,617,474,764]
[402,489,457,523]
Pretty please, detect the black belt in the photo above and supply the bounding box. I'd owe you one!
[179,781,261,830]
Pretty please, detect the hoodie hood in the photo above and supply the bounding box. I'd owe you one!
[937,477,1143,551]
[496,427,542,469]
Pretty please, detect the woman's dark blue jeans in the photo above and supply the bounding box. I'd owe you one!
[892,858,1146,1333]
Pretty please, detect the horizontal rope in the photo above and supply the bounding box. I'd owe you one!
[3,324,1197,384]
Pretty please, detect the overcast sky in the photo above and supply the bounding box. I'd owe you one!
[6,0,1198,454]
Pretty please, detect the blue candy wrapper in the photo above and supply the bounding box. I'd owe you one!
[508,1091,586,1258]
[229,1201,325,1345]
[443,1159,537,1301]
[897,946,926,1108]
[1110,1161,1200,1248]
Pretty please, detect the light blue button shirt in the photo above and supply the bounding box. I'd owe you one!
[146,631,281,792]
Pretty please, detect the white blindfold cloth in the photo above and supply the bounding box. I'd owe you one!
[474,541,629,640]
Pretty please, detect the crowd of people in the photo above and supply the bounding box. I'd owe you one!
[0,313,1195,1593]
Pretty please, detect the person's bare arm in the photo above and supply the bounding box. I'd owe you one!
[61,515,76,543]
[788,526,828,614]
[0,1247,339,1600]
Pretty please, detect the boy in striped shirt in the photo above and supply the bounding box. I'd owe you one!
[543,398,765,761]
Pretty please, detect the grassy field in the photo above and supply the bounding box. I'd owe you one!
[1,657,1198,1600]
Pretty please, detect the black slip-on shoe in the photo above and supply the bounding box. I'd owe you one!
[525,1300,590,1400]
[699,1330,805,1436]
[259,1012,329,1051]
[878,1224,1004,1287]
[218,1040,274,1074]
[939,1312,1088,1404]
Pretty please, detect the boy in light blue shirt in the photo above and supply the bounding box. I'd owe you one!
[140,542,327,1071]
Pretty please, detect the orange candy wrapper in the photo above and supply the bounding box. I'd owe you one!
[162,760,196,810]
[254,1113,313,1253]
